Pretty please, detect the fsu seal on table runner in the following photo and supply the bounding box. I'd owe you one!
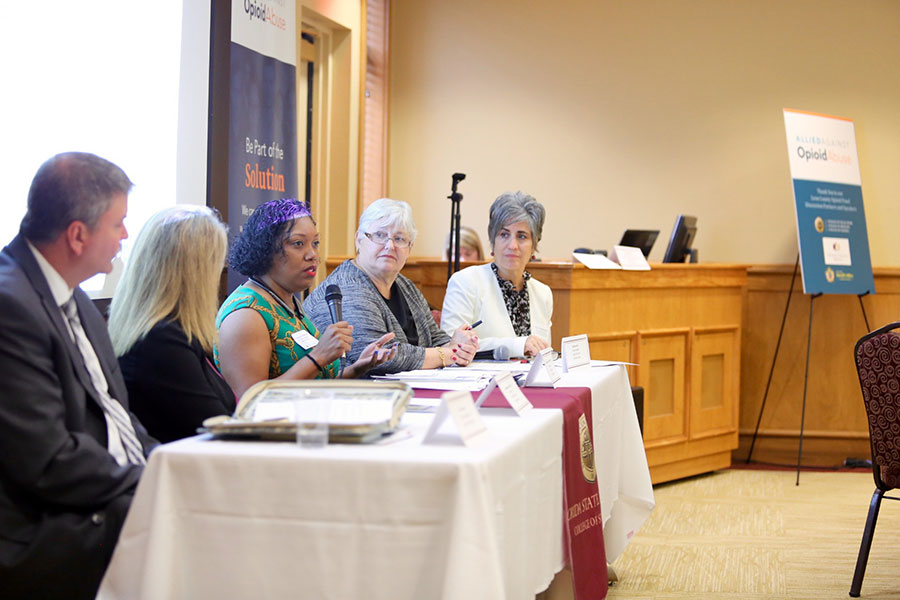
[579,414,596,484]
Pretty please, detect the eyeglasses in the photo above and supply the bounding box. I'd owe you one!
[363,231,412,248]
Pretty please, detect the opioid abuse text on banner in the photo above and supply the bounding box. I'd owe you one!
[783,109,874,296]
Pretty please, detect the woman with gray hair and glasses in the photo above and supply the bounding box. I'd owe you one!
[441,191,553,358]
[304,198,479,374]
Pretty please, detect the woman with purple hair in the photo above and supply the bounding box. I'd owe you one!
[216,199,395,397]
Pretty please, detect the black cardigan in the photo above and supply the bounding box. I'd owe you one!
[118,320,235,443]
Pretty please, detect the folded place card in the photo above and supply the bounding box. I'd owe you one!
[475,371,533,416]
[423,390,489,447]
[474,377,498,408]
[609,245,652,270]
[523,347,562,387]
[560,333,591,372]
[494,371,533,415]
[572,252,622,270]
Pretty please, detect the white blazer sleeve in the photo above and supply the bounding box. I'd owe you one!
[441,265,528,358]
[440,270,476,337]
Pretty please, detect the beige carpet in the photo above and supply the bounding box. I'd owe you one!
[608,469,900,599]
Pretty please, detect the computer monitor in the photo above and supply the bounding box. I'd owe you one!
[662,215,698,263]
[618,229,659,258]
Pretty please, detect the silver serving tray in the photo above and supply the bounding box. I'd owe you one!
[202,380,412,444]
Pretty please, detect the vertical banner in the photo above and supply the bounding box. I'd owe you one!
[783,109,874,295]
[229,0,297,288]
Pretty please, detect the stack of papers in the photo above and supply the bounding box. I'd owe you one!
[375,359,631,392]
[573,248,651,270]
[374,368,493,391]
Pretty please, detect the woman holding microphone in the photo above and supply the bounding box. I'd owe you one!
[216,198,394,397]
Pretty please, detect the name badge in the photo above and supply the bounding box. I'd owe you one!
[291,329,319,350]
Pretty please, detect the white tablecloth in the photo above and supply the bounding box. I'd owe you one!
[557,364,655,561]
[99,409,565,600]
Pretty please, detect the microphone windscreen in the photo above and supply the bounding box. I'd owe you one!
[493,345,510,361]
[325,284,343,323]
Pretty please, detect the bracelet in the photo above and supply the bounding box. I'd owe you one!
[305,353,325,373]
[435,346,447,368]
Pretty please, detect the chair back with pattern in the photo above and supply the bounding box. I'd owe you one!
[854,322,900,491]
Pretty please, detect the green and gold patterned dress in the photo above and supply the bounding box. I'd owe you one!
[215,284,339,379]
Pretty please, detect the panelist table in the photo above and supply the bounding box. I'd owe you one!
[99,366,652,599]
[99,409,566,600]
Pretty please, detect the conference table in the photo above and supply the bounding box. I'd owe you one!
[98,365,653,599]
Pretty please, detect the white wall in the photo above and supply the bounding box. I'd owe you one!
[177,1,212,207]
[388,0,900,264]
[0,2,186,296]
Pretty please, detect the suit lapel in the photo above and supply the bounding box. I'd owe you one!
[5,236,104,403]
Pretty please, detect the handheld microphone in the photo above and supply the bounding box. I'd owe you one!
[325,284,343,323]
[473,346,511,361]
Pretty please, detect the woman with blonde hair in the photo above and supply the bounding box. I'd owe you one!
[444,225,484,263]
[109,205,235,443]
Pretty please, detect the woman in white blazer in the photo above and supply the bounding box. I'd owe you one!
[441,191,552,359]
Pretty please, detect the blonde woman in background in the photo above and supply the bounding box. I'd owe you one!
[444,225,484,263]
[108,206,235,443]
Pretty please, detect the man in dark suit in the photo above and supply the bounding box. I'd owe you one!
[0,152,156,599]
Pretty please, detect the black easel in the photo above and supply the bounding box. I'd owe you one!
[446,172,466,281]
[795,292,821,485]
[746,255,801,466]
[746,256,873,484]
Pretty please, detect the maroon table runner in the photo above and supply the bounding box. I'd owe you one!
[415,386,608,599]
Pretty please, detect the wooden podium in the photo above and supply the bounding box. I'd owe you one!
[326,257,747,484]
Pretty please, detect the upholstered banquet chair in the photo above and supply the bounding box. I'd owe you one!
[850,322,900,597]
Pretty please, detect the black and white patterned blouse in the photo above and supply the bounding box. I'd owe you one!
[491,262,532,337]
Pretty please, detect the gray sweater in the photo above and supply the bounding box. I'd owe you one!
[303,260,451,375]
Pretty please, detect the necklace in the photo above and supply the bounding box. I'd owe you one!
[248,276,305,323]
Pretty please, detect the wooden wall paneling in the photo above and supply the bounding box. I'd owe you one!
[588,332,636,382]
[690,327,740,439]
[550,288,572,349]
[638,330,689,446]
[738,266,900,465]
